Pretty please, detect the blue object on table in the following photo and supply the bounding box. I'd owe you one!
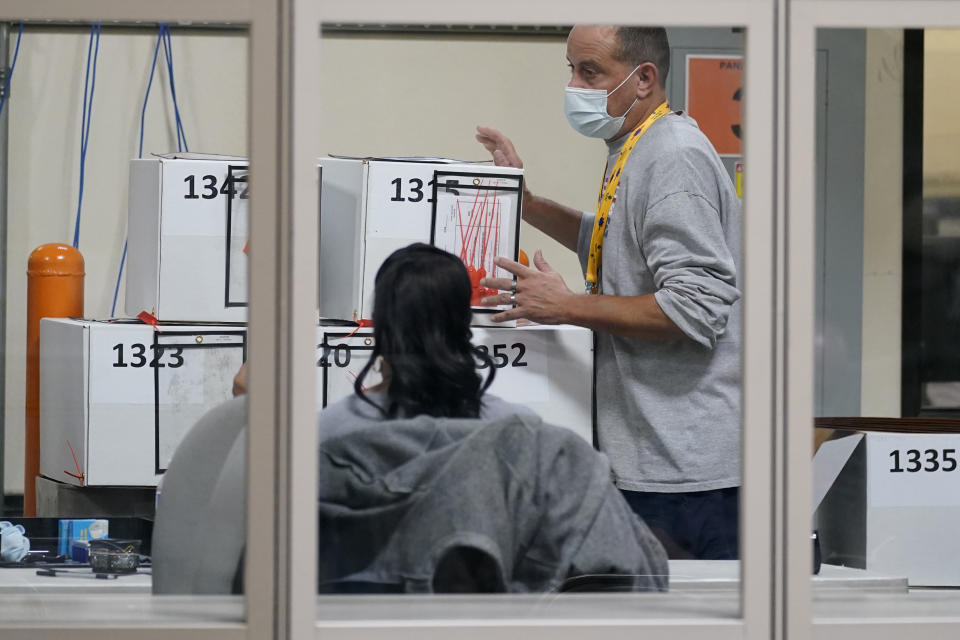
[71,540,90,563]
[57,519,108,556]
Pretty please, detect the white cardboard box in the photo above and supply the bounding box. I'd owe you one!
[40,319,246,487]
[318,157,523,326]
[316,324,594,442]
[815,432,960,586]
[126,154,249,322]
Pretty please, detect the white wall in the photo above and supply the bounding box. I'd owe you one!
[4,28,248,494]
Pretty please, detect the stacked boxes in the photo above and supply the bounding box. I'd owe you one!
[39,155,249,488]
[38,154,596,489]
[317,156,594,439]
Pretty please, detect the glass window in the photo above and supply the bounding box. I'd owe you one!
[0,21,248,626]
[810,25,960,624]
[314,22,747,619]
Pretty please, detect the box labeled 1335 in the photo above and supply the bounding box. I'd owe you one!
[816,431,960,586]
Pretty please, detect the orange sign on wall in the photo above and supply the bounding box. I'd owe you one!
[685,55,743,156]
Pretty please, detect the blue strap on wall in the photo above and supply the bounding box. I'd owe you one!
[0,22,24,118]
[72,23,101,250]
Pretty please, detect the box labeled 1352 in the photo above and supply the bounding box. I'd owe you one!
[316,324,593,442]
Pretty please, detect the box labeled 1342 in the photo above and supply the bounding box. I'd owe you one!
[126,154,249,323]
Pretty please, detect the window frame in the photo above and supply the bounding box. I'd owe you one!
[0,0,785,638]
[788,1,960,638]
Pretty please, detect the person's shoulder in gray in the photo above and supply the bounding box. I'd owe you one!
[632,111,739,215]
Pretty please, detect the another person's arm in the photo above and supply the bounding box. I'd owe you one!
[232,362,247,396]
[476,126,582,252]
[481,251,684,341]
[482,191,740,347]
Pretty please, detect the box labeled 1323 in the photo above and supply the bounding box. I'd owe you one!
[125,154,249,323]
[318,157,523,326]
[40,319,246,487]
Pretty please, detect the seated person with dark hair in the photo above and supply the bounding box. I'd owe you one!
[316,243,667,593]
[154,243,667,594]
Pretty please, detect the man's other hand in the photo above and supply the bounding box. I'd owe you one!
[475,126,524,169]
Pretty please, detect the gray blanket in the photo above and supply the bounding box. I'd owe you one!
[318,413,669,593]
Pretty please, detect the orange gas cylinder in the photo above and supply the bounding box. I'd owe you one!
[25,244,84,515]
[518,249,529,268]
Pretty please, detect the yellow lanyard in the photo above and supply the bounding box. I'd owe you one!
[585,101,671,294]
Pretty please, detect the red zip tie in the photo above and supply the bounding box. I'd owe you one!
[493,198,501,275]
[344,318,372,338]
[64,439,84,481]
[462,185,483,261]
[456,200,469,260]
[137,310,159,327]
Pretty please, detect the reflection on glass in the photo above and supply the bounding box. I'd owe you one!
[316,24,744,600]
[813,27,960,608]
[0,21,247,622]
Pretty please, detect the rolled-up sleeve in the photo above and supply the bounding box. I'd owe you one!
[642,191,740,348]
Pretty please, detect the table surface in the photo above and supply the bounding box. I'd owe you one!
[0,566,152,594]
[0,560,907,595]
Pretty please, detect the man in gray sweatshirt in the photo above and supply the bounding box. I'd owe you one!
[477,25,741,559]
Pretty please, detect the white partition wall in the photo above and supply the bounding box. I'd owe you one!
[310,1,776,639]
[788,2,960,639]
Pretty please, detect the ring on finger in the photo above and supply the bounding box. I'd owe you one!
[509,293,517,305]
[510,277,518,294]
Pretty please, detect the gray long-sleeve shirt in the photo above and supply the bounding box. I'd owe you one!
[577,111,742,493]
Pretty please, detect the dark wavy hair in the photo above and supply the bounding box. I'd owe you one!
[354,243,495,418]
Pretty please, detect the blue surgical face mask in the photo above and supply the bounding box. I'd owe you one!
[564,65,642,140]
[0,521,30,563]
